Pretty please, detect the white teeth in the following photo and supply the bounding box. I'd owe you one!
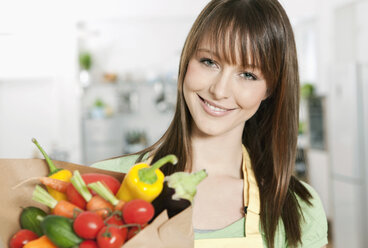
[204,100,227,112]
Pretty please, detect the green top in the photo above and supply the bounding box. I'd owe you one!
[91,155,328,248]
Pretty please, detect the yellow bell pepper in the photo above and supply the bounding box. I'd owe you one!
[116,154,178,202]
[46,169,72,201]
[32,138,72,201]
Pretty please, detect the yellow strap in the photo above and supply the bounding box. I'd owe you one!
[242,145,262,238]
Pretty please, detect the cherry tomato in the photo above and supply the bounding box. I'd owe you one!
[122,199,154,225]
[73,211,104,239]
[105,214,124,227]
[9,229,38,248]
[79,240,98,248]
[97,226,127,248]
[127,223,147,240]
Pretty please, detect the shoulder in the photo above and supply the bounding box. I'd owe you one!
[271,181,328,247]
[90,154,145,173]
[295,181,329,247]
[297,181,327,223]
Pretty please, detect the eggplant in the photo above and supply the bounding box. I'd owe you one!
[152,169,207,219]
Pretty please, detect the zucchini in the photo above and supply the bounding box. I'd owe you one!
[41,215,82,248]
[20,206,47,236]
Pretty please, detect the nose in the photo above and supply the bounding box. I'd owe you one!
[209,70,231,100]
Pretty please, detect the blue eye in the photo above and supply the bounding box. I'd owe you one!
[200,58,217,68]
[240,72,257,80]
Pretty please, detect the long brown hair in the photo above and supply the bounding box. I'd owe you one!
[137,0,312,247]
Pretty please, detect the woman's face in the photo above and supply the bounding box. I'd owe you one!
[183,39,268,137]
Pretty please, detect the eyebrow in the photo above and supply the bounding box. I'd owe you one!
[197,48,220,58]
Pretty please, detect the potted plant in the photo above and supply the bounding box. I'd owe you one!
[79,51,92,88]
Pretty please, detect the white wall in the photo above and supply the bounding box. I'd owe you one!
[80,17,194,81]
[0,22,81,161]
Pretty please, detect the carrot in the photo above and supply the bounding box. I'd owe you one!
[32,185,83,218]
[87,195,114,218]
[39,177,70,193]
[115,199,126,212]
[88,181,126,212]
[70,170,113,218]
[52,200,83,218]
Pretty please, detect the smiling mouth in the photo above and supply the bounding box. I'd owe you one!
[197,95,233,112]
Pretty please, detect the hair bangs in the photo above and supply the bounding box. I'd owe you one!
[195,3,263,72]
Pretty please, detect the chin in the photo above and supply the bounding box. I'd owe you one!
[194,123,230,137]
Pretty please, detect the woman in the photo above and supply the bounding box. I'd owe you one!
[93,0,328,247]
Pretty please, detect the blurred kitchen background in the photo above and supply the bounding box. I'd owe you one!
[0,0,367,247]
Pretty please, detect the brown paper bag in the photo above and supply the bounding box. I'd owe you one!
[0,159,194,248]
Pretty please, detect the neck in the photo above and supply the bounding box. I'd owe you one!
[190,125,244,179]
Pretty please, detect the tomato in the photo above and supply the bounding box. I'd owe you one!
[105,214,124,227]
[122,199,154,225]
[73,211,104,239]
[97,226,127,248]
[127,223,147,240]
[9,229,38,248]
[79,240,98,248]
